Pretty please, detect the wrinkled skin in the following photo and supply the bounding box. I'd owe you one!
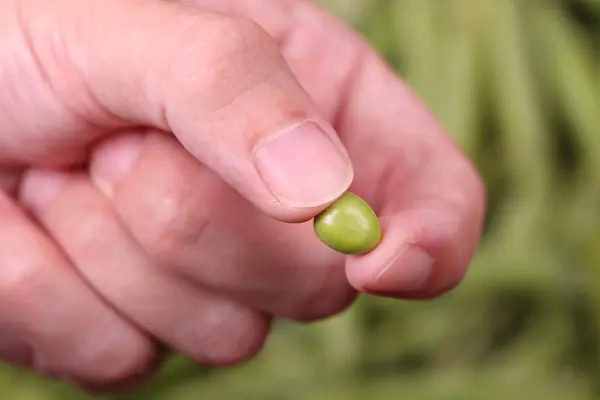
[0,0,485,393]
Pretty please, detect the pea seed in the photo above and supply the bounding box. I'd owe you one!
[313,192,382,255]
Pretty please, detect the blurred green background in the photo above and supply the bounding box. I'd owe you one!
[2,0,599,398]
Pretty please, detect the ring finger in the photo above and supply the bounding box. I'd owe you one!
[20,169,270,366]
[0,190,156,389]
[89,131,356,322]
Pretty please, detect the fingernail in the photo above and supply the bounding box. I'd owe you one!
[19,169,70,213]
[90,134,145,198]
[253,120,353,207]
[368,245,434,293]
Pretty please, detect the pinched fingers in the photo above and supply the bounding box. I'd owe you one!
[20,170,271,367]
[87,131,356,322]
[0,190,156,389]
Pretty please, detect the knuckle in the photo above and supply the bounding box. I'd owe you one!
[447,157,487,226]
[0,261,43,307]
[137,181,211,265]
[79,335,155,388]
[188,307,269,366]
[412,211,475,300]
[289,268,357,322]
[207,15,276,65]
[164,14,280,114]
[174,14,274,77]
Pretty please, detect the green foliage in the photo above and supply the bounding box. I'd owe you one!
[2,0,598,398]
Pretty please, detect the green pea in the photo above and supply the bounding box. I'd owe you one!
[313,192,382,255]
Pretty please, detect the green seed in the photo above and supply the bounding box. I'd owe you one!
[313,192,382,255]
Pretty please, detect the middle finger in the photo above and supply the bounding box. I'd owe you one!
[21,169,270,366]
[89,131,356,322]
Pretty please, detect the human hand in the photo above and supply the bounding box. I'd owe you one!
[0,0,485,392]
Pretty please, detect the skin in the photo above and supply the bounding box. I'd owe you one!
[0,0,486,393]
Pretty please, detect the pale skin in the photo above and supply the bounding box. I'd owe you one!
[0,0,486,393]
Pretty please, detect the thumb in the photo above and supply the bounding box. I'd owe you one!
[1,0,353,221]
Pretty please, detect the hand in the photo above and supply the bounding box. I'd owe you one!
[0,0,485,392]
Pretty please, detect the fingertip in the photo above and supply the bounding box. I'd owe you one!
[65,335,158,395]
[89,133,146,199]
[364,244,434,294]
[345,214,472,299]
[345,245,449,300]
